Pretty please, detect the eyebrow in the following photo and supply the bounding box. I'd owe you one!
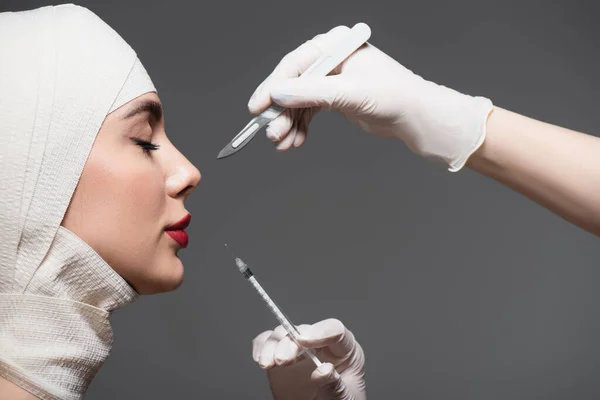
[122,99,163,121]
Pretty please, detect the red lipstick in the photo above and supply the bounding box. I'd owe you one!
[165,214,191,248]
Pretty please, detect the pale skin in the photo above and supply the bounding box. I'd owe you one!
[467,107,600,238]
[0,92,201,399]
[0,379,36,400]
[62,92,201,295]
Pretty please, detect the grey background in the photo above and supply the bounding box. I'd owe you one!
[2,0,600,398]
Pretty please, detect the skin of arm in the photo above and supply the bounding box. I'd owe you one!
[467,107,600,237]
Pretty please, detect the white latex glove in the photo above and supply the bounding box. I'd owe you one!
[247,25,494,172]
[252,318,366,400]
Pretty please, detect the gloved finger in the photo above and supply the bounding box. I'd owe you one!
[273,336,299,366]
[297,318,356,359]
[270,25,352,80]
[293,107,318,147]
[275,123,298,151]
[311,363,354,400]
[252,330,273,363]
[248,25,351,114]
[270,75,362,111]
[247,42,317,115]
[258,325,288,369]
[275,111,304,151]
[273,324,311,366]
[266,109,294,142]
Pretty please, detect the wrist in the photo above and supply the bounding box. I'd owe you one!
[466,106,502,172]
[446,96,494,172]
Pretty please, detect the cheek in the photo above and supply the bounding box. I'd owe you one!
[64,149,166,270]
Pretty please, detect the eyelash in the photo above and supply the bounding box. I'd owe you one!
[130,137,160,154]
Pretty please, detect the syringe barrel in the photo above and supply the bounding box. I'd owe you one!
[247,276,321,366]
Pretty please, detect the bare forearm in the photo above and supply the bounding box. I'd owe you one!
[467,107,600,236]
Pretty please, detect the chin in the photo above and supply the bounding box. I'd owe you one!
[138,257,184,294]
[158,276,184,293]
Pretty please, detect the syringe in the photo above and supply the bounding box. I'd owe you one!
[225,244,322,367]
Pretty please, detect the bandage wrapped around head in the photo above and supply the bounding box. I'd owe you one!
[0,4,156,399]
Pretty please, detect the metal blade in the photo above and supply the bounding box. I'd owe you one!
[217,144,239,159]
[217,105,286,159]
[216,115,271,159]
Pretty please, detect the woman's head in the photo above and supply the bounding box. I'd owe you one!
[62,92,201,294]
[0,4,199,297]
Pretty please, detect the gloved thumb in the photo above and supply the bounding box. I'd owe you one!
[311,363,354,400]
[270,75,355,111]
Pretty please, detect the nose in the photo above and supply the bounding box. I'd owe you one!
[165,142,201,199]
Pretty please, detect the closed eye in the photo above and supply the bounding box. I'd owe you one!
[130,137,160,153]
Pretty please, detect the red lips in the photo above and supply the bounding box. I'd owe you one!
[165,214,191,248]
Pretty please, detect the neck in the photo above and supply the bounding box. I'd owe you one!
[0,227,137,400]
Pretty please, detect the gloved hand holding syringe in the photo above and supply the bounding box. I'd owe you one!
[226,245,366,400]
[225,244,324,368]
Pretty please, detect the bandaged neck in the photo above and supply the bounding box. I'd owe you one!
[0,228,138,399]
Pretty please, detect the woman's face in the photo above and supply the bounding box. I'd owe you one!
[62,92,201,294]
